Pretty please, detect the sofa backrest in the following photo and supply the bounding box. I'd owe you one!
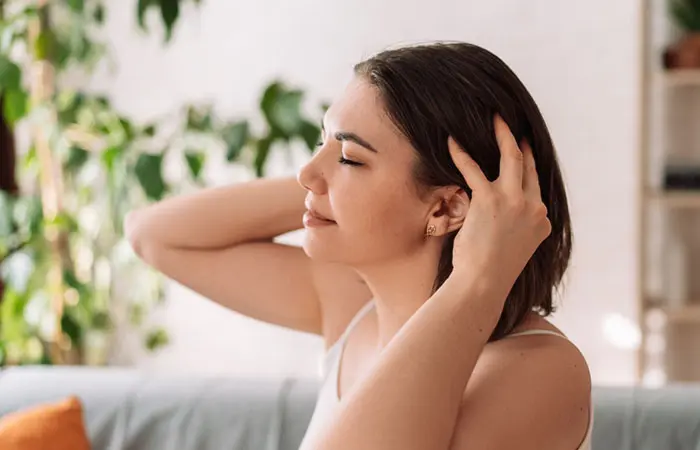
[0,366,319,450]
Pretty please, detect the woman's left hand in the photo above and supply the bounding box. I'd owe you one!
[448,116,551,304]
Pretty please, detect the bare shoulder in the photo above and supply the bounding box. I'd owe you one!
[310,260,373,349]
[449,317,591,450]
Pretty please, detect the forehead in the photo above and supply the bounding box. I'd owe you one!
[325,77,407,147]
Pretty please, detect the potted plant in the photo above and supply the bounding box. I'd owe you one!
[664,0,700,69]
[0,0,323,367]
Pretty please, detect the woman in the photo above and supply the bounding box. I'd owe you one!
[126,42,592,449]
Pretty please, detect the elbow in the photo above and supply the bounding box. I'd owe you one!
[124,210,149,260]
[124,210,170,268]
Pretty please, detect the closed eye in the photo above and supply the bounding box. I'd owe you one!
[338,156,363,166]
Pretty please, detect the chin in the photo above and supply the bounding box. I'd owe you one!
[301,229,356,264]
[302,231,337,262]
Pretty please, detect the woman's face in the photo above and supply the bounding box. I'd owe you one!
[297,77,436,266]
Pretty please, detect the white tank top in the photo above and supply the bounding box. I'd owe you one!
[299,301,593,450]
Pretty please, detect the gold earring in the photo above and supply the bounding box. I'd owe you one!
[425,224,437,237]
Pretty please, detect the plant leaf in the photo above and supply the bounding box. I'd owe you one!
[53,34,72,68]
[0,290,29,341]
[94,3,106,23]
[0,56,21,91]
[129,303,145,327]
[118,117,135,142]
[670,0,700,31]
[67,0,84,13]
[186,105,213,131]
[272,90,304,136]
[0,191,14,238]
[57,91,85,125]
[222,121,249,162]
[34,29,57,61]
[62,269,85,293]
[184,150,206,180]
[101,146,123,173]
[299,120,321,152]
[45,211,79,234]
[90,311,111,330]
[160,0,180,42]
[137,0,159,30]
[3,88,28,125]
[260,82,305,137]
[61,310,83,347]
[254,136,273,178]
[142,123,157,137]
[13,195,43,235]
[134,153,167,200]
[260,81,282,126]
[64,146,90,173]
[145,327,169,351]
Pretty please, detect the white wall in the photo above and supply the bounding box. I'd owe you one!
[96,0,643,384]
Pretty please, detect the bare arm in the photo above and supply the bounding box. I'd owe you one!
[308,278,499,449]
[125,177,323,334]
[125,176,307,252]
[310,276,589,450]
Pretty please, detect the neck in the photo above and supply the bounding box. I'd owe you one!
[355,240,444,347]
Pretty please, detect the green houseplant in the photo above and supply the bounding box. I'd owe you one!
[665,0,700,68]
[0,0,322,366]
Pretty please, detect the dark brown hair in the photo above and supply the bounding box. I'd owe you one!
[355,42,572,341]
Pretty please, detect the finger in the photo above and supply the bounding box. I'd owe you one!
[494,115,523,193]
[442,188,470,234]
[521,140,542,201]
[448,137,490,193]
[451,189,470,232]
[457,189,471,217]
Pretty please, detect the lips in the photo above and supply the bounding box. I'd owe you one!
[307,208,335,223]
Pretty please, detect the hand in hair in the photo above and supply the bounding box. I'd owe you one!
[448,115,551,306]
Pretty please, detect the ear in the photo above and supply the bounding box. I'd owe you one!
[426,187,469,236]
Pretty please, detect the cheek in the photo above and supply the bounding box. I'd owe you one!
[344,180,425,241]
[316,168,428,264]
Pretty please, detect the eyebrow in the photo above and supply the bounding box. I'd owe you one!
[321,122,378,153]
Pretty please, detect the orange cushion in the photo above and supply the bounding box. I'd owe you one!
[0,396,91,450]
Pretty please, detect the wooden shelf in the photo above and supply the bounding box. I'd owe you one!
[646,190,700,208]
[663,305,700,323]
[639,4,700,384]
[646,304,700,323]
[659,69,700,87]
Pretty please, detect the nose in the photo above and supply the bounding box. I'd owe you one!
[297,150,328,195]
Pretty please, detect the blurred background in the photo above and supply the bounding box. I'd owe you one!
[1,0,699,393]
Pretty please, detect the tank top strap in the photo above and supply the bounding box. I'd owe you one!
[321,300,375,377]
[339,300,375,345]
[507,329,568,339]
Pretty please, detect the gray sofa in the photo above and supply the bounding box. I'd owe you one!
[0,366,318,450]
[1,366,700,450]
